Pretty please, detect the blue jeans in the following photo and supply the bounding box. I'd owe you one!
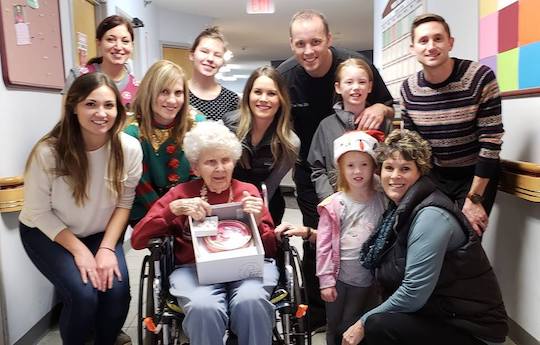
[169,260,278,345]
[19,223,130,345]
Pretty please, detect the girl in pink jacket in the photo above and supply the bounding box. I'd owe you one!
[316,131,386,345]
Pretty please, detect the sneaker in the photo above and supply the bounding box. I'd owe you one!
[115,330,132,345]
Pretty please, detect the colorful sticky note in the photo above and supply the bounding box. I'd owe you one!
[479,13,499,59]
[497,48,519,91]
[518,0,540,45]
[498,1,519,53]
[518,42,540,89]
[480,55,497,77]
[480,0,498,17]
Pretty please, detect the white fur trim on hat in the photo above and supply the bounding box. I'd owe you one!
[333,131,378,164]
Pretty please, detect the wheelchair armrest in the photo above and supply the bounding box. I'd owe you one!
[148,238,164,247]
[146,236,174,263]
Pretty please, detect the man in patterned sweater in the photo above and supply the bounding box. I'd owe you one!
[401,13,504,236]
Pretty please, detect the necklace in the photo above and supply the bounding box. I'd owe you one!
[150,127,172,152]
[200,183,234,203]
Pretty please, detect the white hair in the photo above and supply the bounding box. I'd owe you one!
[183,120,242,164]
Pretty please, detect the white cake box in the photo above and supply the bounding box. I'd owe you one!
[189,202,265,285]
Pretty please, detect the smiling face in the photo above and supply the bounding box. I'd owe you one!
[249,76,280,122]
[152,79,185,126]
[75,85,117,149]
[190,37,225,78]
[380,151,422,204]
[335,65,372,110]
[339,151,376,192]
[193,148,235,194]
[97,24,133,66]
[289,17,333,77]
[410,21,454,71]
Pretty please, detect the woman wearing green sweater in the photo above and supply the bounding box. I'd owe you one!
[125,60,205,225]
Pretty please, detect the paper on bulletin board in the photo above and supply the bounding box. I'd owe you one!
[14,22,31,45]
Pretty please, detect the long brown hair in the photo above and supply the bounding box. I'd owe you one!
[25,73,126,206]
[87,15,134,65]
[236,66,298,167]
[132,60,193,149]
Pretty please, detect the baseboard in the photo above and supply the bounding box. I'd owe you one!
[14,304,60,345]
[509,318,539,345]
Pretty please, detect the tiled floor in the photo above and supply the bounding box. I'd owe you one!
[36,206,515,345]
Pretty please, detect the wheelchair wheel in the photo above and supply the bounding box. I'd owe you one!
[274,238,311,345]
[138,238,184,345]
[290,247,310,345]
[138,254,159,345]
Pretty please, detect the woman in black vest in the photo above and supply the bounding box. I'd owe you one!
[342,129,508,345]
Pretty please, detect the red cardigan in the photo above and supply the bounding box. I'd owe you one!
[131,179,277,264]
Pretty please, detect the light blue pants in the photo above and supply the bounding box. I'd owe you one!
[169,260,278,345]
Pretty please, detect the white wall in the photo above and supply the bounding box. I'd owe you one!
[157,7,213,49]
[0,1,73,341]
[0,2,213,344]
[373,0,540,341]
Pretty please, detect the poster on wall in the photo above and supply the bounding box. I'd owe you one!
[479,0,540,97]
[381,0,425,100]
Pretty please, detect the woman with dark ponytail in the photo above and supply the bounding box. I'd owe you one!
[64,15,138,110]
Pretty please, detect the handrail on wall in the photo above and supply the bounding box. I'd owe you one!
[499,160,540,203]
[0,176,24,213]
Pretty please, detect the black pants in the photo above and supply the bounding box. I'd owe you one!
[362,313,488,345]
[269,189,286,224]
[429,163,500,215]
[293,164,326,330]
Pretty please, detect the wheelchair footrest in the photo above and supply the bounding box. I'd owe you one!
[143,317,161,334]
[270,288,288,304]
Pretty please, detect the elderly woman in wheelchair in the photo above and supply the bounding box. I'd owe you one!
[131,120,279,345]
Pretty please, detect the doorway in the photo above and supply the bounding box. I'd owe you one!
[162,46,193,80]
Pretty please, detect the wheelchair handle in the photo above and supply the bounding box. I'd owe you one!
[261,182,269,209]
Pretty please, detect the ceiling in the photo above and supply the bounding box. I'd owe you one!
[152,0,374,67]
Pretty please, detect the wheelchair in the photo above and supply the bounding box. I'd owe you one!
[137,234,312,345]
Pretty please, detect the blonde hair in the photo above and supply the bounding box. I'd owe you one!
[236,66,298,168]
[26,73,126,206]
[335,58,373,82]
[132,60,192,150]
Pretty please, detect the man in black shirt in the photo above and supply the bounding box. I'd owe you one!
[277,9,394,332]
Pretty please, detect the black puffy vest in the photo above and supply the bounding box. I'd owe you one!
[376,176,508,343]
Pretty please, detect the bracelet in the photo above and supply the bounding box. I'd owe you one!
[99,246,116,254]
[304,226,312,241]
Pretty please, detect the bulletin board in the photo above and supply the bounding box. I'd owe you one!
[381,0,425,100]
[479,0,540,97]
[0,0,65,90]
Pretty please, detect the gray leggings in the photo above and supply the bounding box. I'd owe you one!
[325,280,374,345]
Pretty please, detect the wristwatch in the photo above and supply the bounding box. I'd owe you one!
[467,192,484,204]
